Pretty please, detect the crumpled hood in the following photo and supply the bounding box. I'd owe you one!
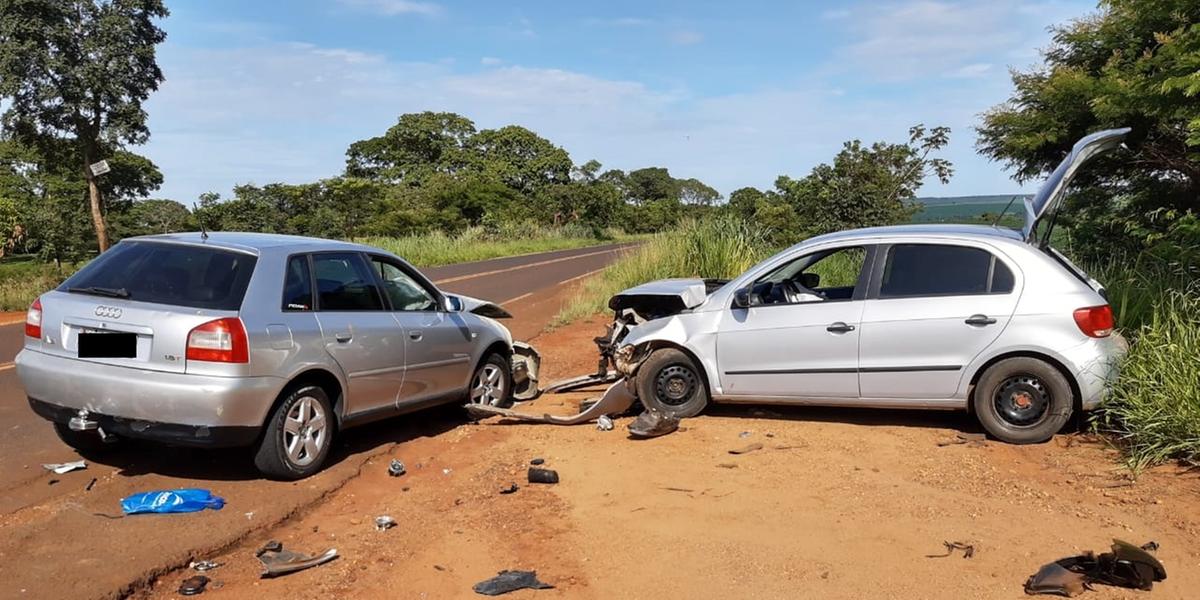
[451,293,513,319]
[609,278,712,319]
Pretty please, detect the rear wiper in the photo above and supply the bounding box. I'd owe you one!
[67,286,131,299]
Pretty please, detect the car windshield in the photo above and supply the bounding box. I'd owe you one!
[60,241,258,310]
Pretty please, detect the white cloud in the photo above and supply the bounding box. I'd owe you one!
[668,30,704,46]
[480,56,503,66]
[947,62,993,78]
[336,0,441,17]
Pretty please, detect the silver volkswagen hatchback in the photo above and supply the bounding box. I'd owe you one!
[606,129,1130,444]
[16,234,538,479]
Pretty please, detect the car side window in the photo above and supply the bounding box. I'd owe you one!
[879,244,1014,298]
[312,253,385,311]
[751,245,867,305]
[370,257,439,312]
[282,255,314,311]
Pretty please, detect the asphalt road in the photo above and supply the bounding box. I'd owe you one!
[0,241,633,600]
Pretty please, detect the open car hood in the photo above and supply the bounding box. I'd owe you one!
[1024,127,1130,246]
[609,278,725,320]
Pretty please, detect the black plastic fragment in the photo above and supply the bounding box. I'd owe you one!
[473,570,553,595]
[179,575,210,596]
[527,468,559,484]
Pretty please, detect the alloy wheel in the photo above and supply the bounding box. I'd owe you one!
[283,396,328,467]
[470,363,506,406]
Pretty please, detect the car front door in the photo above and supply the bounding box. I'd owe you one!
[311,252,406,417]
[716,245,871,400]
[368,255,475,407]
[857,243,1020,399]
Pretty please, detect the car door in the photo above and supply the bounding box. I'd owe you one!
[857,243,1020,399]
[716,245,871,399]
[311,252,406,417]
[368,255,475,406]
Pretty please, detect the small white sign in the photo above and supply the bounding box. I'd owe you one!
[89,160,110,176]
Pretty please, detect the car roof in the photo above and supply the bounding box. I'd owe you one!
[124,232,373,255]
[804,224,1026,245]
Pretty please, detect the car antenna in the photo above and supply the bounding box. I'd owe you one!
[991,195,1020,228]
[193,202,209,240]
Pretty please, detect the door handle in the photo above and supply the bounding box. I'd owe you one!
[335,332,353,343]
[964,314,997,326]
[826,322,856,333]
[408,331,423,342]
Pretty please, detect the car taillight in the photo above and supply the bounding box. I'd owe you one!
[186,317,249,363]
[1073,305,1114,338]
[25,297,42,339]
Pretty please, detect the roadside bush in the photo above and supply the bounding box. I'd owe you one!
[555,217,770,323]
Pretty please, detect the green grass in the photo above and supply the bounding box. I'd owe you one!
[357,224,637,268]
[0,257,80,311]
[554,217,771,325]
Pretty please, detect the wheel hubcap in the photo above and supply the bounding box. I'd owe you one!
[283,396,327,467]
[993,374,1050,427]
[655,365,698,406]
[470,364,505,406]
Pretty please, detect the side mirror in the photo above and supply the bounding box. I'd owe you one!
[733,287,752,309]
[444,295,464,312]
[799,272,820,289]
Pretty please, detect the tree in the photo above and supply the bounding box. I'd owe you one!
[470,125,571,195]
[0,0,169,251]
[625,167,679,204]
[345,112,478,185]
[727,187,767,220]
[678,177,721,206]
[976,0,1200,258]
[776,124,952,236]
[111,199,193,238]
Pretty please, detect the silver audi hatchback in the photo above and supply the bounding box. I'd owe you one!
[16,233,539,479]
[605,129,1131,444]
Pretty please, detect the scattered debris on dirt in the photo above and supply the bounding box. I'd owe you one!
[628,409,680,439]
[472,570,554,596]
[739,431,751,438]
[925,541,975,559]
[388,459,406,477]
[375,516,396,531]
[937,432,987,448]
[499,483,519,495]
[716,462,738,469]
[1024,539,1167,596]
[255,541,338,578]
[596,415,614,431]
[728,442,764,455]
[189,560,220,572]
[530,457,545,465]
[528,468,559,484]
[177,575,209,596]
[120,489,225,515]
[42,460,86,474]
[85,477,97,491]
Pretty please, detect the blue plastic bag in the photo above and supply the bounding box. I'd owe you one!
[120,488,225,515]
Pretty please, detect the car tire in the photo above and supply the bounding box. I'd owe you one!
[973,357,1073,444]
[53,421,119,455]
[635,348,709,418]
[254,385,335,480]
[467,352,513,408]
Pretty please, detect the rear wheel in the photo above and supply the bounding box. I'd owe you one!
[973,357,1073,444]
[635,348,709,418]
[53,422,119,455]
[467,353,513,408]
[254,385,334,480]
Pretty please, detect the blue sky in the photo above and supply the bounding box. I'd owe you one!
[144,0,1098,203]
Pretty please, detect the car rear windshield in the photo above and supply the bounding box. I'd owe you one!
[60,241,258,310]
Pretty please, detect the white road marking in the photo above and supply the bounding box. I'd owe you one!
[432,245,631,285]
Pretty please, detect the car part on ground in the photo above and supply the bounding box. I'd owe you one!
[465,379,636,426]
[42,460,87,474]
[374,515,396,531]
[627,409,680,439]
[511,342,541,401]
[527,468,559,484]
[255,541,338,578]
[1024,539,1166,596]
[472,570,554,596]
[388,459,406,477]
[178,575,210,596]
[925,541,975,559]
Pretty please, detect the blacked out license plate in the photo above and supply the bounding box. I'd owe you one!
[78,332,137,358]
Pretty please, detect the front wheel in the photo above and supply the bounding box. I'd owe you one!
[467,353,513,408]
[973,357,1073,444]
[254,385,335,480]
[635,348,709,418]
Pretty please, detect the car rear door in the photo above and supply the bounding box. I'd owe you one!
[367,255,475,407]
[310,252,406,417]
[857,242,1020,399]
[716,245,871,399]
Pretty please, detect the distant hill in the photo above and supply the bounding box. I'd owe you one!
[910,194,1030,224]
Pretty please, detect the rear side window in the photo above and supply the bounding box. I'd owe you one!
[61,241,257,310]
[282,256,314,311]
[312,253,384,311]
[880,244,1014,298]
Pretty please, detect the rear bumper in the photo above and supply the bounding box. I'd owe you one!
[28,398,260,447]
[16,348,284,433]
[1063,333,1128,410]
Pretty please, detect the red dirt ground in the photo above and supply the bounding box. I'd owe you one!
[135,314,1200,600]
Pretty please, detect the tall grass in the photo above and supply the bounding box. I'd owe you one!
[357,224,630,267]
[1099,290,1200,470]
[0,261,78,311]
[555,217,771,324]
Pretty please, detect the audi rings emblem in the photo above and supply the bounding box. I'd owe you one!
[94,305,123,319]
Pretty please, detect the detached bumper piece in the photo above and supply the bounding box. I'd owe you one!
[1024,539,1166,596]
[466,379,636,426]
[256,541,338,578]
